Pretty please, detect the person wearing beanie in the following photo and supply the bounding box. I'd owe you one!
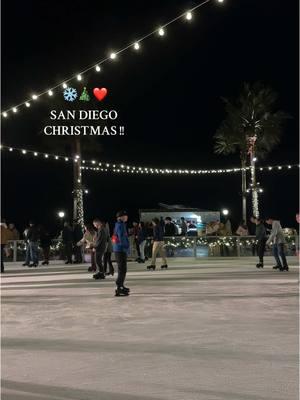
[112,211,130,296]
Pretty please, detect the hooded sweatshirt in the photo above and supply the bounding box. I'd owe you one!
[266,220,285,245]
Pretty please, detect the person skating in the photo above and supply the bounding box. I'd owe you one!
[265,218,289,271]
[104,222,114,276]
[250,217,267,268]
[112,211,130,296]
[39,226,52,265]
[147,218,168,270]
[73,221,83,264]
[137,221,147,263]
[25,221,40,267]
[77,224,97,272]
[91,219,108,280]
[62,222,73,264]
[1,220,9,273]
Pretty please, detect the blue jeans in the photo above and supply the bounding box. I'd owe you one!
[273,243,288,268]
[25,241,39,264]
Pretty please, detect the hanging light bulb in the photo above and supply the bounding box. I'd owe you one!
[12,107,17,113]
[2,112,8,117]
[22,150,27,154]
[133,42,140,50]
[32,94,38,100]
[158,27,165,36]
[48,90,53,96]
[217,0,224,3]
[25,102,30,107]
[95,65,101,72]
[9,148,13,151]
[110,52,117,60]
[62,83,68,89]
[77,74,82,81]
[34,152,38,156]
[44,154,49,158]
[186,11,193,20]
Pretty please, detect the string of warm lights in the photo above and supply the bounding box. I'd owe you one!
[1,144,299,176]
[1,0,225,118]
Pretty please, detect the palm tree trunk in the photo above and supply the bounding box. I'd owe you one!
[73,139,84,227]
[241,157,247,222]
[250,149,259,218]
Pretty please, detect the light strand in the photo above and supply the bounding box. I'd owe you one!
[1,144,299,176]
[2,0,218,117]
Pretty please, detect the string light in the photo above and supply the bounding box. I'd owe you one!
[25,102,30,107]
[12,108,17,113]
[2,0,220,117]
[186,11,193,20]
[158,27,165,36]
[2,112,8,118]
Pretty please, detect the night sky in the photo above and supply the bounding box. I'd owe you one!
[2,0,299,233]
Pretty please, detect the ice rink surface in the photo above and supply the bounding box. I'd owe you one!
[1,257,299,400]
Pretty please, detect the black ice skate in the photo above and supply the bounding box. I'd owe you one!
[115,287,130,296]
[93,272,105,280]
[256,263,263,268]
[147,265,156,270]
[161,264,168,269]
[280,266,289,271]
[272,265,280,270]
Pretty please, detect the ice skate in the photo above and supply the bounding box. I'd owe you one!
[147,265,156,270]
[115,287,130,296]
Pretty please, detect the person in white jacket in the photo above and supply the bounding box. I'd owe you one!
[265,218,289,271]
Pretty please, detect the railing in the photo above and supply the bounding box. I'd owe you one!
[3,235,298,262]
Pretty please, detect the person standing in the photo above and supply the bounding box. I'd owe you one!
[112,211,130,296]
[137,221,147,263]
[250,217,267,268]
[180,217,188,236]
[39,226,52,265]
[8,223,20,240]
[73,221,83,264]
[62,222,73,264]
[236,220,249,236]
[104,222,114,276]
[132,221,141,261]
[24,221,40,267]
[92,219,108,280]
[266,218,289,271]
[147,218,168,270]
[1,220,9,273]
[164,217,176,236]
[77,224,96,272]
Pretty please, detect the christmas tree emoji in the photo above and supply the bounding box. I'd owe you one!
[79,87,90,101]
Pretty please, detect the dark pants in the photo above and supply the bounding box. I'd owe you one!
[64,242,73,263]
[42,246,50,262]
[115,251,127,288]
[95,250,105,275]
[90,251,96,270]
[135,239,141,258]
[257,239,266,264]
[104,252,114,274]
[74,245,82,263]
[273,243,288,268]
[1,244,5,272]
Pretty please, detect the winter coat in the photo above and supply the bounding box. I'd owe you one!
[112,221,129,253]
[40,232,52,248]
[27,226,40,242]
[236,225,249,236]
[104,224,113,253]
[8,228,20,240]
[153,225,164,242]
[94,227,108,253]
[62,226,73,243]
[164,222,176,236]
[255,223,267,241]
[0,224,10,245]
[137,227,147,244]
[73,224,83,242]
[266,221,285,245]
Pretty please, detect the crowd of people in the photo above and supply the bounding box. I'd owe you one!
[0,213,296,294]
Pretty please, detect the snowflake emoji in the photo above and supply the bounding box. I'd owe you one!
[63,87,78,102]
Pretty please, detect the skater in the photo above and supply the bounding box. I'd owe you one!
[236,220,249,236]
[147,218,168,270]
[164,217,176,236]
[250,217,267,268]
[62,222,73,264]
[77,224,97,272]
[73,221,83,264]
[91,219,108,280]
[39,226,52,265]
[23,221,40,267]
[132,221,141,261]
[137,221,147,263]
[112,211,130,296]
[104,222,114,276]
[265,218,289,271]
[180,217,188,236]
[1,220,9,273]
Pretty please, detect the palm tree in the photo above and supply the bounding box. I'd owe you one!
[214,82,289,220]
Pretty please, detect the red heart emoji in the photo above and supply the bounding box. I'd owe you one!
[93,88,108,101]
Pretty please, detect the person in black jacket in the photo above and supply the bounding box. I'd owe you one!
[91,219,108,280]
[147,218,168,270]
[164,217,176,236]
[62,222,73,264]
[23,221,40,267]
[39,226,52,265]
[250,217,267,268]
[73,221,83,263]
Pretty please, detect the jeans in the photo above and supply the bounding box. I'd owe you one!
[273,243,288,268]
[151,241,167,266]
[115,252,127,288]
[25,241,39,264]
[257,239,266,264]
[135,239,141,258]
[139,240,146,261]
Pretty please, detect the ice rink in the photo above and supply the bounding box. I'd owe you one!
[1,257,299,400]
